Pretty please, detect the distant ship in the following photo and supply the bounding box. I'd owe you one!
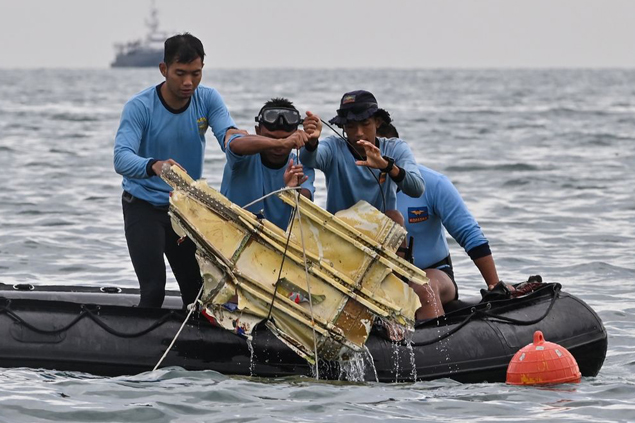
[111,3,170,68]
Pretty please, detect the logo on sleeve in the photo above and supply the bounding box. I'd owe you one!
[408,207,428,223]
[197,117,208,135]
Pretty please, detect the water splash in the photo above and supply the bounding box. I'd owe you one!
[405,341,418,381]
[391,341,401,382]
[419,282,455,374]
[363,345,379,383]
[337,351,367,382]
[437,314,455,373]
[424,282,444,319]
[245,336,256,377]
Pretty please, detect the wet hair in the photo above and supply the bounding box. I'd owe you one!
[377,122,399,138]
[256,98,300,132]
[374,109,399,138]
[258,97,297,115]
[164,33,205,65]
[374,109,392,125]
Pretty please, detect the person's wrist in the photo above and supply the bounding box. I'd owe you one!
[380,156,395,173]
[390,166,406,182]
[147,159,159,176]
[305,139,318,152]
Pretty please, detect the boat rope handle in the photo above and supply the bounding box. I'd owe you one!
[0,306,86,335]
[0,304,183,338]
[153,283,205,371]
[480,285,560,325]
[408,283,561,347]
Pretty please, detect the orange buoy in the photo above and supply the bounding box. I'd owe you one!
[506,330,581,385]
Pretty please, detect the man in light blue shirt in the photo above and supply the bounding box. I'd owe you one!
[300,90,424,222]
[221,98,317,229]
[113,33,238,308]
[377,123,502,320]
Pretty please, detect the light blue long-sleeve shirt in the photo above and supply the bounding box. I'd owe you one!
[397,165,489,270]
[113,83,235,206]
[299,136,424,214]
[221,138,315,230]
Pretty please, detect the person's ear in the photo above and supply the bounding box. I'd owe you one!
[159,62,167,78]
[255,125,261,136]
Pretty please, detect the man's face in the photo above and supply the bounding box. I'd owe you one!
[160,57,204,100]
[256,125,296,164]
[343,117,380,143]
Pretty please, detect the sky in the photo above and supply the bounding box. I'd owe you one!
[1,0,634,69]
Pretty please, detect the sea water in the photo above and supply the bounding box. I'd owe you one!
[0,68,634,422]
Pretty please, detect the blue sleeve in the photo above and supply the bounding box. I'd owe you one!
[434,175,488,253]
[299,137,334,171]
[113,99,153,178]
[225,135,249,170]
[300,166,316,200]
[205,89,236,152]
[393,141,425,197]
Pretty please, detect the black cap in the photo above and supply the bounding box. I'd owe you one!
[329,90,388,127]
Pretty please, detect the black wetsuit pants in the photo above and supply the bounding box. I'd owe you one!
[122,192,202,308]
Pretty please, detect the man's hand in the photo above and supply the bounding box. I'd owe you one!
[284,159,308,187]
[281,130,309,150]
[488,282,517,293]
[152,159,184,176]
[303,111,322,143]
[354,140,389,169]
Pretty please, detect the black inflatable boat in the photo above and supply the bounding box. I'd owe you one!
[0,281,606,383]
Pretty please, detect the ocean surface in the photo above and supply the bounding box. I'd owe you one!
[0,68,634,422]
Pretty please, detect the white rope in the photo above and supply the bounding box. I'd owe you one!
[242,186,301,210]
[168,158,318,377]
[153,283,204,372]
[295,192,320,379]
[291,151,320,379]
[247,152,320,377]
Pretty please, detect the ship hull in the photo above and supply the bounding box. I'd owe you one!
[111,50,162,68]
[0,282,606,382]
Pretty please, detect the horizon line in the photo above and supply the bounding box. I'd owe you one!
[3,65,635,71]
